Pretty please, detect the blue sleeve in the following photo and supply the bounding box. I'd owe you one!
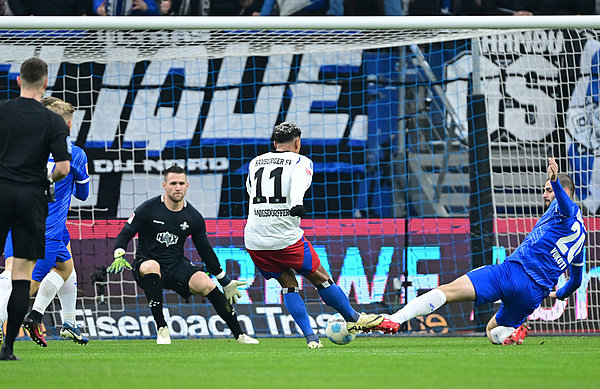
[142,0,158,15]
[93,0,103,13]
[556,249,585,299]
[550,179,575,217]
[74,182,89,201]
[73,148,90,201]
[556,263,583,300]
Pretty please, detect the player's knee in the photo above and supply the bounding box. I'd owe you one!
[189,272,215,296]
[138,260,161,276]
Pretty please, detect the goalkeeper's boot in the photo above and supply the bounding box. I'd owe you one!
[157,326,171,345]
[502,324,530,345]
[22,314,47,347]
[60,322,89,345]
[346,313,384,333]
[236,333,259,344]
[363,318,401,334]
[307,340,323,349]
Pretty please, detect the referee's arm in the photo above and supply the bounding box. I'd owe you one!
[50,160,70,183]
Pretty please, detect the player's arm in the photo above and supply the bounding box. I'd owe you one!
[548,157,575,217]
[191,215,246,304]
[108,207,145,273]
[245,171,252,196]
[48,113,71,182]
[73,148,90,201]
[289,157,313,217]
[550,251,585,300]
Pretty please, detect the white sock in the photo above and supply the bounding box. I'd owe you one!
[58,269,78,326]
[32,270,65,316]
[490,326,516,345]
[389,288,447,324]
[0,270,12,324]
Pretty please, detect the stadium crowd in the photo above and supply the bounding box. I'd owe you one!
[0,0,598,16]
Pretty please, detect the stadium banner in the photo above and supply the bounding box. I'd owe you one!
[28,218,596,340]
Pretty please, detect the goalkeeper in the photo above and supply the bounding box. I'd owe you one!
[108,165,258,345]
[387,158,586,345]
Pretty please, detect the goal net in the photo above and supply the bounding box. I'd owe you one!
[0,16,598,340]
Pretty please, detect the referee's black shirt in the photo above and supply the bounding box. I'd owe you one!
[0,97,71,186]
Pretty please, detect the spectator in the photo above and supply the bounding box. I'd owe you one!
[159,0,209,15]
[327,0,399,16]
[94,0,158,15]
[8,0,89,15]
[210,0,262,15]
[503,0,592,15]
[0,0,13,14]
[407,0,532,15]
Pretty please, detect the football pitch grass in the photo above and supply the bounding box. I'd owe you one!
[0,336,598,388]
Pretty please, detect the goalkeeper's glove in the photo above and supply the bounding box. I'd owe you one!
[216,272,247,304]
[289,205,306,218]
[223,280,247,304]
[107,248,132,274]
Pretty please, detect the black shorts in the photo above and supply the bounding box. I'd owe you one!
[0,180,47,260]
[133,256,202,298]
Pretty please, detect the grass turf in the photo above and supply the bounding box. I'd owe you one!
[0,336,598,388]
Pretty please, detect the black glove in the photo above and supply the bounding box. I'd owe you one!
[289,205,306,217]
[46,179,56,202]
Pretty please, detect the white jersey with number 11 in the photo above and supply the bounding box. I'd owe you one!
[244,151,313,251]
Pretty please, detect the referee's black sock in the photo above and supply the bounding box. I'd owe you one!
[206,288,243,339]
[141,274,167,329]
[3,280,30,353]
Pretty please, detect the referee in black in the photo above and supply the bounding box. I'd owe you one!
[0,58,71,361]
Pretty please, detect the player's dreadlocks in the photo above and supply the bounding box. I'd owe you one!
[272,122,301,143]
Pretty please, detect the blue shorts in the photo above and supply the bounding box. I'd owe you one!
[31,238,71,282]
[4,226,70,258]
[467,260,549,328]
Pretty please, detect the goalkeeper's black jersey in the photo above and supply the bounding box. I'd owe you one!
[113,195,222,274]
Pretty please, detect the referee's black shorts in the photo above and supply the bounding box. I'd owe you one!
[0,180,48,260]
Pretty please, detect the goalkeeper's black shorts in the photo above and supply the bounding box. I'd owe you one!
[133,256,203,298]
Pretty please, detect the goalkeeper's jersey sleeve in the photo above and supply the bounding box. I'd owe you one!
[244,151,313,251]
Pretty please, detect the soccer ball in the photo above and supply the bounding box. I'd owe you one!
[326,313,356,345]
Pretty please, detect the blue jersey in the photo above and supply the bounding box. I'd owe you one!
[46,144,89,240]
[507,179,586,290]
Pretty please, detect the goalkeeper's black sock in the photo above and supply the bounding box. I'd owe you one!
[141,274,166,328]
[206,287,243,338]
[4,280,31,353]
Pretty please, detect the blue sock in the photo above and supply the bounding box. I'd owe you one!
[283,292,315,339]
[318,284,360,322]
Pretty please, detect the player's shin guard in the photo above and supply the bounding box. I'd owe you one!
[317,280,360,322]
[57,269,78,326]
[389,288,447,324]
[282,288,315,340]
[32,270,65,317]
[2,280,30,353]
[206,288,243,339]
[141,274,166,329]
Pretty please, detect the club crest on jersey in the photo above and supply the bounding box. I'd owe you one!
[180,221,189,230]
[156,231,179,247]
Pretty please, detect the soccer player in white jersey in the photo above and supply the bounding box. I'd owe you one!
[244,122,398,348]
[0,97,90,348]
[387,157,586,345]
